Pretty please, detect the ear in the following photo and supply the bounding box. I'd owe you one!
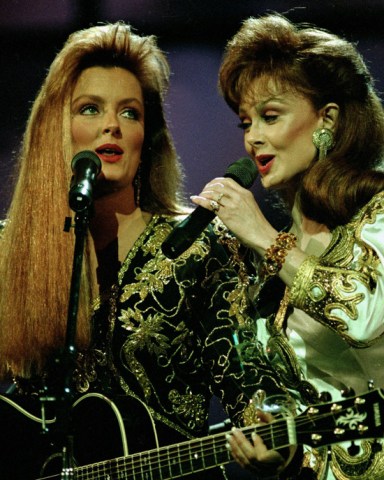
[319,103,339,131]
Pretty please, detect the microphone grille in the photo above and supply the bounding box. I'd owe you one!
[224,157,258,188]
[71,150,101,173]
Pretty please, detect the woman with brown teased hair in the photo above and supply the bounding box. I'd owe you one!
[192,13,384,479]
[0,22,286,479]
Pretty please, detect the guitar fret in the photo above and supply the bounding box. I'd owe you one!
[201,439,206,469]
[140,451,152,480]
[270,423,275,449]
[177,443,183,475]
[168,444,182,478]
[157,447,164,480]
[8,388,384,480]
[116,457,129,479]
[213,436,218,466]
[286,416,297,445]
[189,440,194,472]
[189,438,204,472]
[159,445,171,478]
[128,453,136,480]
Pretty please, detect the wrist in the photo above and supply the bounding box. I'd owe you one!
[260,232,297,280]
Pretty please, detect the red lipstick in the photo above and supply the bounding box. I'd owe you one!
[255,154,274,175]
[96,144,124,163]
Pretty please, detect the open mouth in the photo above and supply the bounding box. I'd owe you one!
[256,155,274,170]
[96,147,123,156]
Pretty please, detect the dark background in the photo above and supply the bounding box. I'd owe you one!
[1,0,383,219]
[0,1,383,478]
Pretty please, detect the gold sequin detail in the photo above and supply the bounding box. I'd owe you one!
[331,440,384,480]
[289,192,384,346]
[168,389,206,430]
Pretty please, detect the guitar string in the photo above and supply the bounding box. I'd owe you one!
[67,405,368,479]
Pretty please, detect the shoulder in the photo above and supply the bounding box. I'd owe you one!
[354,190,384,222]
[348,191,384,241]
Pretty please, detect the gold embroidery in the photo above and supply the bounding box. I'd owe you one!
[288,193,384,345]
[120,259,169,303]
[77,214,267,440]
[74,348,107,393]
[331,441,384,480]
[119,311,170,401]
[302,447,329,479]
[168,388,206,430]
[142,221,173,256]
[108,281,197,440]
[227,285,250,325]
[275,287,292,331]
[216,222,252,326]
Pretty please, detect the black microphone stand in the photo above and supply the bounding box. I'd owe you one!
[40,207,92,479]
[37,152,101,478]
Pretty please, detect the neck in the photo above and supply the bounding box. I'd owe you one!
[90,188,136,249]
[291,201,331,256]
[89,188,150,293]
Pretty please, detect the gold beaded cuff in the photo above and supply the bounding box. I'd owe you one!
[289,255,319,308]
[261,232,297,279]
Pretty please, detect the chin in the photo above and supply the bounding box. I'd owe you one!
[261,175,277,190]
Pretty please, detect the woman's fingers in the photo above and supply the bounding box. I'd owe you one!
[226,427,285,473]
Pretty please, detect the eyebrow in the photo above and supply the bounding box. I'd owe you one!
[239,96,288,114]
[71,94,144,108]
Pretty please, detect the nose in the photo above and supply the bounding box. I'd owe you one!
[102,113,121,136]
[247,137,264,148]
[245,123,265,150]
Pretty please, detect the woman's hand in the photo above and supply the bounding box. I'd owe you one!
[191,177,277,254]
[191,176,309,288]
[226,410,293,478]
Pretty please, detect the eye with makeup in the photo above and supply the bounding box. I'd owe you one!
[237,112,278,131]
[237,119,252,131]
[262,113,278,123]
[260,104,280,124]
[120,106,141,121]
[78,103,99,115]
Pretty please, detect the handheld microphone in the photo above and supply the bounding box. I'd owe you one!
[69,150,101,212]
[161,157,257,259]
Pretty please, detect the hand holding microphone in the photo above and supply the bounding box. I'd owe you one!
[161,157,257,259]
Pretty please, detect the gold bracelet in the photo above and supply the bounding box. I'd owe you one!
[261,232,297,279]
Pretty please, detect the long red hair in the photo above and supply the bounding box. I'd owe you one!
[0,23,184,378]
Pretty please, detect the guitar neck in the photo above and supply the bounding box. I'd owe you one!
[30,387,384,479]
[72,420,292,479]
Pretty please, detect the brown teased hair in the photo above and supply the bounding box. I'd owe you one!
[219,13,384,228]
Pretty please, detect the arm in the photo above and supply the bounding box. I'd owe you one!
[193,224,298,477]
[190,177,308,289]
[289,200,384,344]
[192,181,384,344]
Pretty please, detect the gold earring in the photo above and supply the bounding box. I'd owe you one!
[312,128,335,161]
[134,165,142,206]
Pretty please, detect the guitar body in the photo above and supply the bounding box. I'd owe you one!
[1,388,383,480]
[0,393,178,479]
[1,393,227,480]
[2,395,51,478]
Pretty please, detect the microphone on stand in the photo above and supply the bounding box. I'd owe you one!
[161,157,258,259]
[69,150,101,212]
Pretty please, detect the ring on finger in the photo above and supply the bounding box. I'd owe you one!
[217,192,224,203]
[210,199,220,214]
